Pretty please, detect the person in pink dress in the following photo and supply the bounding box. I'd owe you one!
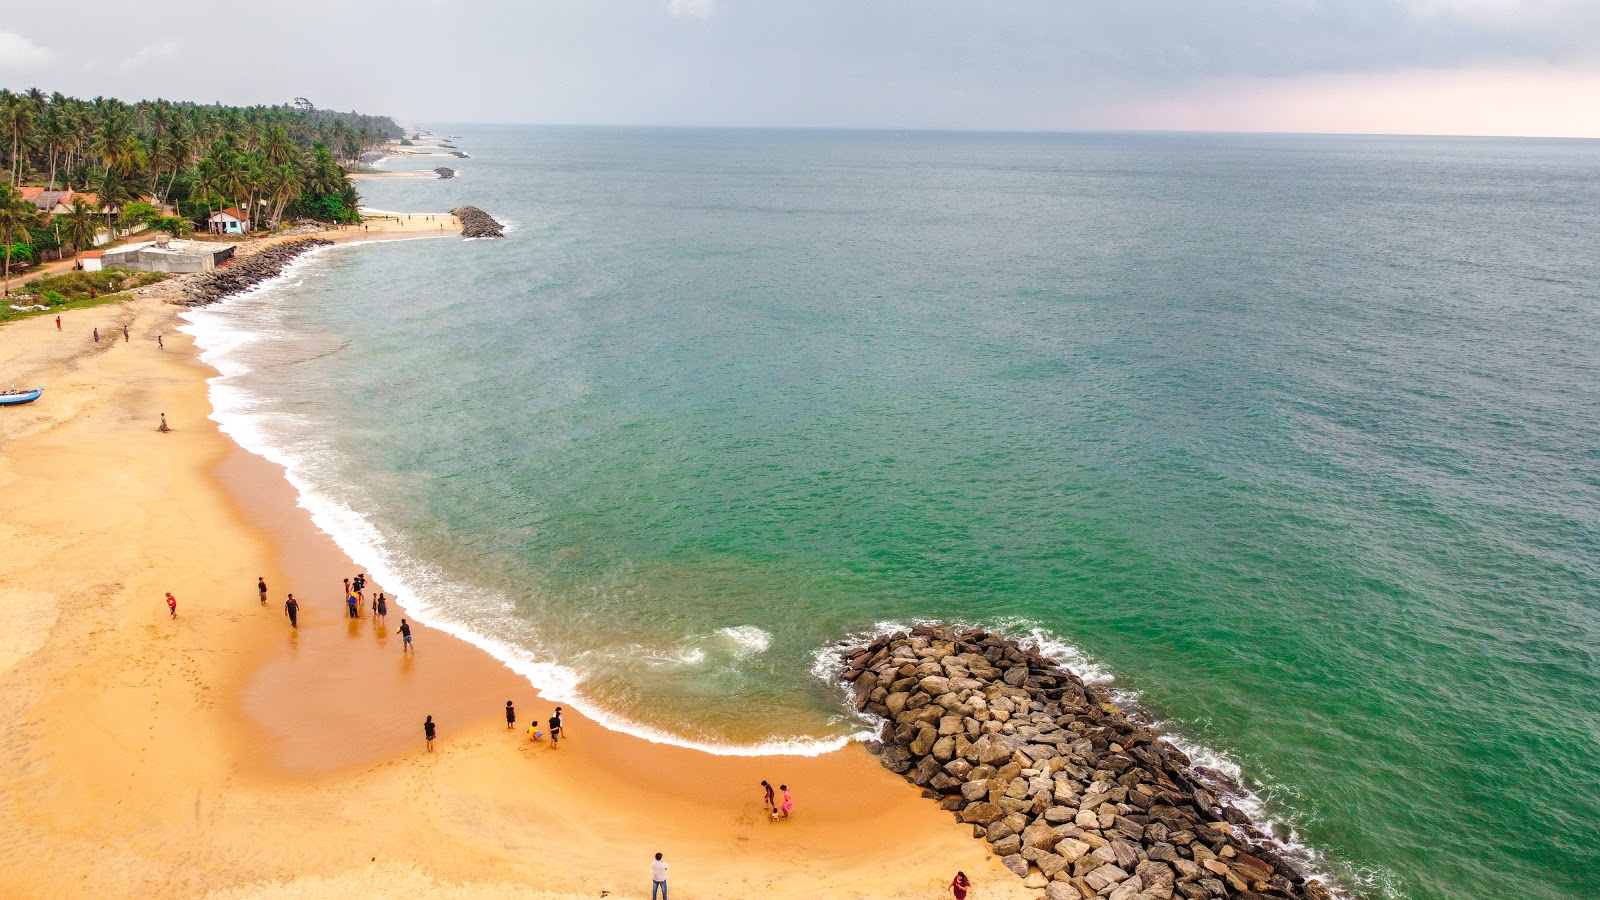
[950,871,971,899]
[779,784,793,819]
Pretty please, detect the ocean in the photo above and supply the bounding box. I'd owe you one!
[181,127,1599,900]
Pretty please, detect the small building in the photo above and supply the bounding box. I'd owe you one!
[101,239,236,274]
[207,208,250,235]
[80,250,105,273]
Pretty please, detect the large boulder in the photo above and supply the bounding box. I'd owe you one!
[960,802,1005,825]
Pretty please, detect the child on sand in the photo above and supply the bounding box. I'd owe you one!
[258,577,268,605]
[166,592,176,618]
[762,780,775,807]
[548,713,561,747]
[528,722,542,741]
[780,785,792,819]
[424,715,436,751]
[398,619,413,652]
[505,701,516,729]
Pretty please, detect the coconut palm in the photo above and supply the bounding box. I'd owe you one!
[0,183,41,295]
[63,196,99,268]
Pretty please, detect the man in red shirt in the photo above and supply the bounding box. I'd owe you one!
[166,593,177,618]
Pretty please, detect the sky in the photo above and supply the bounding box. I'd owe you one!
[2,0,1598,137]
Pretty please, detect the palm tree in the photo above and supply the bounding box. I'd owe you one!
[63,196,99,268]
[265,162,303,229]
[95,168,132,235]
[0,91,37,184]
[0,183,41,296]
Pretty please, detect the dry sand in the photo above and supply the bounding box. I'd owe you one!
[0,259,1030,898]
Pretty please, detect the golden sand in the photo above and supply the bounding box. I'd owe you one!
[0,265,1029,898]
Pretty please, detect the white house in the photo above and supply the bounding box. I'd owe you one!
[207,207,250,235]
[80,250,105,272]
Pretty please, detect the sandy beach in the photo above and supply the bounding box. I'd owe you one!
[0,245,1029,897]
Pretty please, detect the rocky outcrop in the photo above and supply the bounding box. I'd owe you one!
[449,151,470,158]
[840,625,1337,900]
[177,239,332,306]
[434,167,456,179]
[451,206,504,239]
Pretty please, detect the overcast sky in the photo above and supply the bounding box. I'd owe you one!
[3,0,1598,136]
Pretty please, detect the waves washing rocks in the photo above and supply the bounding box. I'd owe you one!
[434,167,456,179]
[840,625,1336,900]
[452,206,505,238]
[177,239,333,307]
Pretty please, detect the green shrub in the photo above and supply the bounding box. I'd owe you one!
[41,290,66,306]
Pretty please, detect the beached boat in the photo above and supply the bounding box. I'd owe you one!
[0,387,43,406]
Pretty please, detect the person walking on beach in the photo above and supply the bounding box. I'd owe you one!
[166,592,177,618]
[55,315,60,330]
[157,334,163,349]
[950,871,970,900]
[123,324,129,342]
[398,619,413,652]
[424,715,436,751]
[553,706,564,735]
[505,701,516,730]
[651,853,668,900]
[779,784,792,820]
[761,780,775,808]
[258,577,268,606]
[93,327,99,343]
[158,413,169,433]
[285,594,299,628]
[548,712,561,748]
[375,593,388,621]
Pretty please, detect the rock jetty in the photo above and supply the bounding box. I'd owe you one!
[178,239,332,306]
[840,625,1336,900]
[449,150,470,158]
[434,167,456,179]
[452,206,504,238]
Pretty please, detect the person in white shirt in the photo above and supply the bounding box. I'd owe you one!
[651,852,668,899]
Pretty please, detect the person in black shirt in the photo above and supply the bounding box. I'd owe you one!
[424,715,436,751]
[285,594,299,628]
[548,713,561,748]
[258,577,268,606]
[398,619,413,652]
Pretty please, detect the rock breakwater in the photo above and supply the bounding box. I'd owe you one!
[840,625,1335,900]
[178,239,332,307]
[434,167,456,179]
[452,206,504,238]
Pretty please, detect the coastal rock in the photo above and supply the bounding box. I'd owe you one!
[434,167,456,179]
[177,239,333,307]
[451,205,504,238]
[837,626,1326,899]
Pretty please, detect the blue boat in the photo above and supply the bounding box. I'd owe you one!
[0,387,42,406]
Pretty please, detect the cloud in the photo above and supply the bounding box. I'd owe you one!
[667,0,713,19]
[122,41,181,72]
[0,30,54,69]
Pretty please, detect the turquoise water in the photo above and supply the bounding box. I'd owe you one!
[187,129,1598,899]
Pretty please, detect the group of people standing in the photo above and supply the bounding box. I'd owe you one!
[504,700,566,746]
[258,574,406,649]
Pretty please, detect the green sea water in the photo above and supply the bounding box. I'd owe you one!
[184,128,1599,899]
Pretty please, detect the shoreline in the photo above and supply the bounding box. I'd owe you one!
[0,248,1032,898]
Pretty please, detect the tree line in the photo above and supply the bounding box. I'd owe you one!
[0,90,400,291]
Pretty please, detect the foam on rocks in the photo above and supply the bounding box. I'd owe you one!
[838,625,1338,900]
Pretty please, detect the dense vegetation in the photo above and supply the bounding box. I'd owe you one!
[0,90,399,292]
